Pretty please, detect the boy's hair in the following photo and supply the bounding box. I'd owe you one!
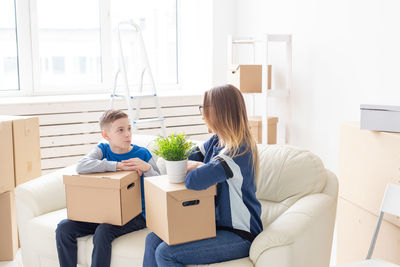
[99,109,128,130]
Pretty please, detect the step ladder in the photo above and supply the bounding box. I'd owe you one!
[110,20,166,136]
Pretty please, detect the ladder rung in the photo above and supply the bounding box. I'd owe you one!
[133,117,165,124]
[110,93,128,98]
[111,93,157,100]
[132,94,157,99]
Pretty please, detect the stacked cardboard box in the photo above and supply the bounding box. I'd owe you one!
[337,122,400,264]
[0,191,18,261]
[248,116,278,144]
[0,116,42,261]
[227,65,263,93]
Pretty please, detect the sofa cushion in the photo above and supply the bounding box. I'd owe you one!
[187,257,253,266]
[85,228,150,266]
[26,207,151,266]
[256,145,327,203]
[15,165,76,217]
[26,209,89,265]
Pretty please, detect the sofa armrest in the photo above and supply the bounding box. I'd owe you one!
[250,193,335,263]
[14,165,76,218]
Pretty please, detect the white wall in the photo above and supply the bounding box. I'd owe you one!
[212,0,236,86]
[215,0,400,173]
[178,0,213,92]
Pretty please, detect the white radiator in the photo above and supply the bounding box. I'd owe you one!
[0,94,211,174]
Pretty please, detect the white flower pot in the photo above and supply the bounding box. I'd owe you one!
[165,159,187,183]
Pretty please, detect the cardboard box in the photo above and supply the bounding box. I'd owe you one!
[338,122,400,227]
[267,64,272,89]
[0,115,42,186]
[0,191,18,261]
[12,116,42,186]
[144,175,216,245]
[0,119,15,194]
[63,171,141,226]
[360,104,400,132]
[227,64,262,93]
[337,197,400,265]
[248,116,278,144]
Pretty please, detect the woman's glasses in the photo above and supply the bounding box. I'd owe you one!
[198,105,203,114]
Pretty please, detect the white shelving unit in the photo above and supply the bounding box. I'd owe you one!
[227,34,292,144]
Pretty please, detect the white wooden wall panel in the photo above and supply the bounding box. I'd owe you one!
[40,133,101,147]
[41,144,94,158]
[0,95,211,173]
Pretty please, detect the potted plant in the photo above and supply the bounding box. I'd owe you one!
[152,133,195,183]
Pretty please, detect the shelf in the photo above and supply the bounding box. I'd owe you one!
[227,33,292,145]
[266,89,290,97]
[232,38,264,44]
[231,34,292,44]
[246,89,289,98]
[266,34,292,42]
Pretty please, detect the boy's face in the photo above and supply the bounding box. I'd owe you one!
[102,117,132,149]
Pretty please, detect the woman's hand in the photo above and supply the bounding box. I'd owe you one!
[186,160,205,173]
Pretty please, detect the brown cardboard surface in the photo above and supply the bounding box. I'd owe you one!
[63,171,141,226]
[227,64,262,93]
[0,191,18,261]
[338,122,400,227]
[337,197,400,265]
[248,116,278,144]
[267,65,272,89]
[0,119,15,194]
[144,175,216,245]
[0,115,43,186]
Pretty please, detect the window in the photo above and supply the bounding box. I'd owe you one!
[0,0,177,95]
[0,0,19,91]
[36,0,101,89]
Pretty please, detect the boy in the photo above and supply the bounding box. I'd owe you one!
[56,109,160,267]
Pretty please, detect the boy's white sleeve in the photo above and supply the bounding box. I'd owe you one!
[143,157,161,177]
[76,147,117,173]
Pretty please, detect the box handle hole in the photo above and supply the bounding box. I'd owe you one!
[182,200,200,207]
[127,182,135,190]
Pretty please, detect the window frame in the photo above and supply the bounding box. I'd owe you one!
[0,0,179,97]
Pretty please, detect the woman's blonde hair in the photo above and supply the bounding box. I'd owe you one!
[203,84,259,179]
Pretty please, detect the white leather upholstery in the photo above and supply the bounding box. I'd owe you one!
[15,135,338,267]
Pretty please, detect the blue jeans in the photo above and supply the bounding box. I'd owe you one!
[55,214,146,267]
[143,230,251,267]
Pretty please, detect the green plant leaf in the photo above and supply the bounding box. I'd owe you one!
[152,133,196,161]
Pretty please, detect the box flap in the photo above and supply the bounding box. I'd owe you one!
[0,115,36,122]
[145,176,216,202]
[0,117,15,123]
[360,104,400,112]
[63,171,139,189]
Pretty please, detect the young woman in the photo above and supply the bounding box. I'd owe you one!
[143,84,263,267]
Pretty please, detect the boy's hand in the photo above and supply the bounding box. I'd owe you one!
[119,158,151,175]
[186,160,205,173]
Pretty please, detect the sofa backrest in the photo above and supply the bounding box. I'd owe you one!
[132,134,328,227]
[255,144,327,226]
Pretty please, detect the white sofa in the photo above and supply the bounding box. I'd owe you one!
[15,134,338,267]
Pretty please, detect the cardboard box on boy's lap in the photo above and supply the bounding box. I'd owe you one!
[63,171,141,226]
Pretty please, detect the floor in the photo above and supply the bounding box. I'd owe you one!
[0,250,22,267]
